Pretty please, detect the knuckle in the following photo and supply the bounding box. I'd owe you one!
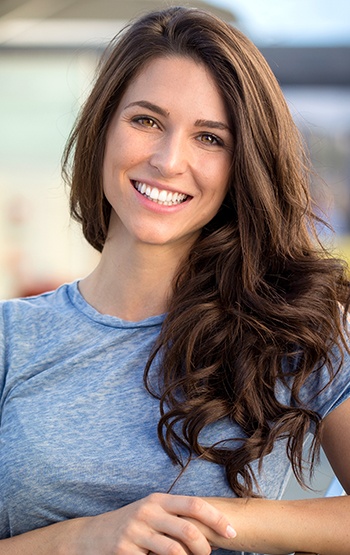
[181,521,201,542]
[125,520,141,538]
[214,511,227,529]
[188,496,204,515]
[113,540,129,555]
[134,492,165,521]
[134,502,152,521]
[166,541,183,555]
[147,492,163,505]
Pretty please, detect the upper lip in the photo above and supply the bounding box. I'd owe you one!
[131,178,192,197]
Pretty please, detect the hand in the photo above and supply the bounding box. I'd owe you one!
[65,493,236,554]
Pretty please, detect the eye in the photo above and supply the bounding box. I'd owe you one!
[132,116,159,128]
[197,133,224,146]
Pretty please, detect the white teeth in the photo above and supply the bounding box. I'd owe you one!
[158,190,167,202]
[150,187,159,200]
[133,181,188,206]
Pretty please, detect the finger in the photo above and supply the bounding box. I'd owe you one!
[155,494,237,539]
[152,515,212,555]
[145,532,192,555]
[148,550,196,555]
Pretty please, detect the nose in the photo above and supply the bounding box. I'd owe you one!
[149,132,188,177]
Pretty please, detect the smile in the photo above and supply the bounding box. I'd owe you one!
[133,181,188,206]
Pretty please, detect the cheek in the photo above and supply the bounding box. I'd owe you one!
[202,153,231,184]
[210,167,230,203]
[104,125,140,167]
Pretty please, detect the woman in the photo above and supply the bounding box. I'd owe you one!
[0,6,349,555]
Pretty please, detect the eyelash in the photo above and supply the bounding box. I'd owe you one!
[198,133,224,147]
[131,115,225,147]
[132,115,159,128]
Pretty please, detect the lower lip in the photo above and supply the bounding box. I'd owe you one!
[132,183,191,213]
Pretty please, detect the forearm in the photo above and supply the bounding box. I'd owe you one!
[205,496,349,555]
[0,518,84,555]
[0,493,236,555]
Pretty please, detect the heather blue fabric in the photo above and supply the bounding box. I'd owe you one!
[1,281,350,555]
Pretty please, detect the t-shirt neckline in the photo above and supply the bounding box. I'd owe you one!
[67,280,165,329]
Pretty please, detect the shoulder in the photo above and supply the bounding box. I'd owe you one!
[0,281,77,336]
[0,281,83,402]
[299,309,350,419]
[277,305,350,419]
[0,281,80,374]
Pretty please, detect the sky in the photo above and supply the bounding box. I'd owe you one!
[212,0,350,45]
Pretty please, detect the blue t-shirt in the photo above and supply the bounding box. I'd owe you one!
[1,281,350,555]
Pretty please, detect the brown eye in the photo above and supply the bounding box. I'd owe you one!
[134,116,158,128]
[198,133,223,146]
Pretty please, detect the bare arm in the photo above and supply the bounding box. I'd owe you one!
[0,493,236,555]
[203,494,349,555]
[194,398,350,555]
[2,403,349,554]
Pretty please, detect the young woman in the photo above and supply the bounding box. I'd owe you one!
[0,7,349,555]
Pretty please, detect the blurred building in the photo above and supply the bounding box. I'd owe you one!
[0,0,349,298]
[261,45,350,239]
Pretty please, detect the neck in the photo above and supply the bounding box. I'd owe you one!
[79,236,188,321]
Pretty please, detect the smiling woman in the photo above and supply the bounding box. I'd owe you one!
[100,56,232,258]
[1,6,350,555]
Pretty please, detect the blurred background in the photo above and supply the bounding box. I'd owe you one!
[0,0,350,300]
[0,0,349,499]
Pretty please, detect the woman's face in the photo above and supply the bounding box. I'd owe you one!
[103,55,233,252]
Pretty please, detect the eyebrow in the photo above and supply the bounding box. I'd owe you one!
[194,119,231,132]
[124,101,231,133]
[124,101,169,117]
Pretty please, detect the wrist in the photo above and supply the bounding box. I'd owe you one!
[52,515,93,555]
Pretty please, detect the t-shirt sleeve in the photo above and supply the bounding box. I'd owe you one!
[277,310,350,421]
[297,334,350,420]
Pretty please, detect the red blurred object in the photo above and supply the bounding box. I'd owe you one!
[16,281,61,298]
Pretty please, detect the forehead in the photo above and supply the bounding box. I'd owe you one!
[118,55,228,121]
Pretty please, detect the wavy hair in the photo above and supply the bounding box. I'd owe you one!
[62,7,350,497]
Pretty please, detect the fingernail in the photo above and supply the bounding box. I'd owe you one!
[226,524,237,538]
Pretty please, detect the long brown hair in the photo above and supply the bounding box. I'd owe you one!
[62,7,350,497]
